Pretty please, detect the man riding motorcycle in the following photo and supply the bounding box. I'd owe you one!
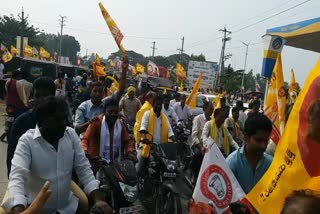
[81,98,137,170]
[136,95,175,176]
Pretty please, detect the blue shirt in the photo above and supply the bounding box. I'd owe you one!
[226,146,273,194]
[74,93,118,126]
[74,100,104,126]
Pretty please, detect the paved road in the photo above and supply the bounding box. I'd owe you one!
[0,100,194,212]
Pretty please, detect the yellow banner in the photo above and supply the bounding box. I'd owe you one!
[264,55,286,144]
[24,44,33,58]
[186,73,202,109]
[135,63,145,74]
[0,44,12,63]
[10,46,19,55]
[2,50,13,63]
[175,63,186,80]
[246,57,320,213]
[98,2,125,53]
[40,47,50,59]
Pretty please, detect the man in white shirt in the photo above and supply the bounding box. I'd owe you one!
[236,101,247,131]
[169,93,181,108]
[137,96,174,176]
[3,96,111,214]
[173,94,192,121]
[140,96,174,144]
[190,101,213,182]
[162,94,179,126]
[202,108,239,157]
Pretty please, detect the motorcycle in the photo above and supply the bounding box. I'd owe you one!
[0,104,23,142]
[88,156,141,214]
[139,132,182,214]
[173,119,193,171]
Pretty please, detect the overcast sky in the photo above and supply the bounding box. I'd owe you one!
[1,0,320,85]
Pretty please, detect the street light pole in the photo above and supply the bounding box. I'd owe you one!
[241,41,250,90]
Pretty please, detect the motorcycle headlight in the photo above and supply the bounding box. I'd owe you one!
[119,182,138,203]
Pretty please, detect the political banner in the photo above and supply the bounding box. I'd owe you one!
[147,61,159,77]
[246,57,320,213]
[192,139,246,213]
[264,55,286,144]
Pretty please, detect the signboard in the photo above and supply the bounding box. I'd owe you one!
[186,61,218,90]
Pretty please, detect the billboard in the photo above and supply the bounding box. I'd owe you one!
[186,61,218,90]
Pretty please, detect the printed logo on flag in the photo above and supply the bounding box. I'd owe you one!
[200,165,233,209]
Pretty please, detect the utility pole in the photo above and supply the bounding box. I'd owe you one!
[177,36,185,63]
[241,41,250,91]
[18,7,28,57]
[214,26,231,90]
[58,15,67,63]
[151,41,156,61]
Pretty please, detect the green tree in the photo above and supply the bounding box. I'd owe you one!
[0,15,43,48]
[60,34,80,64]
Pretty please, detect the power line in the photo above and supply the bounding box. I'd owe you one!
[229,0,299,29]
[188,0,311,49]
[28,20,180,41]
[232,0,312,34]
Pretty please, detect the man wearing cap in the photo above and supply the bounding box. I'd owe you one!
[119,86,141,122]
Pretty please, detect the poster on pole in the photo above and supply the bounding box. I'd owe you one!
[186,61,218,91]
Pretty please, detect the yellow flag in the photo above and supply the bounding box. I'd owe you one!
[179,81,184,92]
[135,64,145,74]
[289,69,297,94]
[264,55,286,144]
[212,94,221,109]
[98,2,125,53]
[10,46,19,55]
[131,65,137,75]
[2,50,13,63]
[24,44,33,57]
[186,73,202,109]
[107,76,119,93]
[0,44,12,63]
[40,47,50,59]
[246,57,320,213]
[175,63,186,80]
[93,53,106,78]
[109,59,115,67]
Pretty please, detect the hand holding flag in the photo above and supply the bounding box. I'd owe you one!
[98,2,125,53]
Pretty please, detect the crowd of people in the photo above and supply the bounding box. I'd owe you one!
[0,55,318,214]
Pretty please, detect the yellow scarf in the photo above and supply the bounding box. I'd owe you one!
[134,101,152,144]
[147,109,169,143]
[210,119,230,155]
[141,109,169,158]
[230,117,241,137]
